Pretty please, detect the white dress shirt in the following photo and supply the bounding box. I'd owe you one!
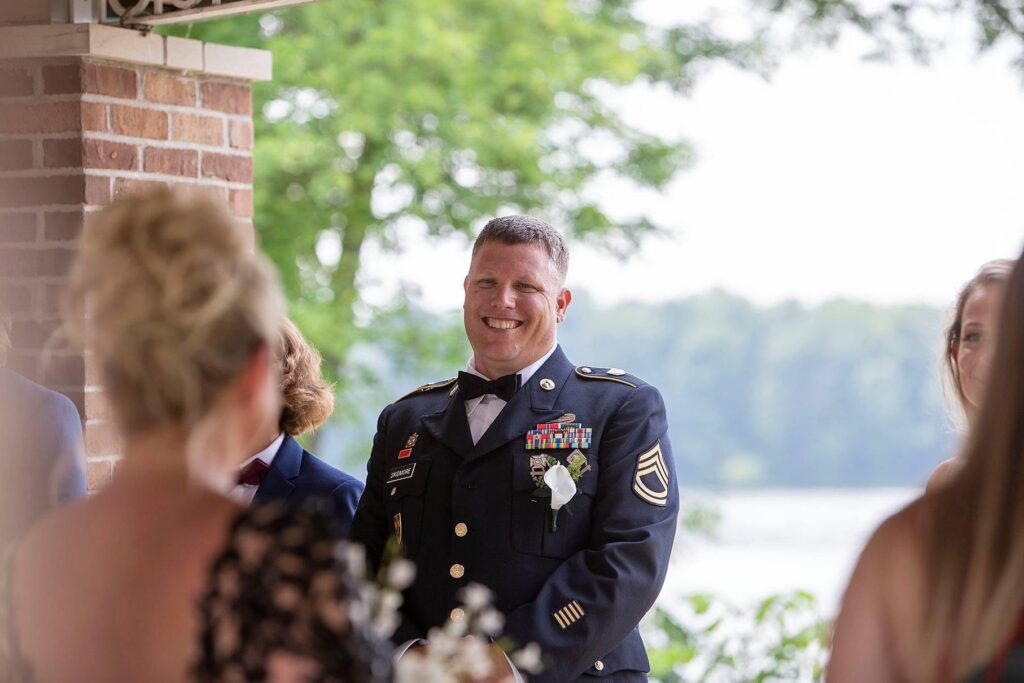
[229,432,285,506]
[463,343,557,444]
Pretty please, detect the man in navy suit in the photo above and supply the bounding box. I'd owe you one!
[351,216,679,681]
[233,431,363,535]
[0,311,87,550]
[231,320,363,535]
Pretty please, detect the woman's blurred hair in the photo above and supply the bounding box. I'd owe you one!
[62,185,284,433]
[924,252,1024,676]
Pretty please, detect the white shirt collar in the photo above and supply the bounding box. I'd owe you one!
[238,432,286,472]
[463,344,558,442]
[465,342,558,385]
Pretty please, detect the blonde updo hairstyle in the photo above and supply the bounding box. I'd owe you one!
[278,319,334,437]
[62,186,284,434]
[943,259,1014,427]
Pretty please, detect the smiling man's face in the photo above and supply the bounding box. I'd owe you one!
[463,240,571,379]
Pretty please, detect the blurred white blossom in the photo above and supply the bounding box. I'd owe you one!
[387,558,416,589]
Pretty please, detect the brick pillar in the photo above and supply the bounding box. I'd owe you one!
[0,25,271,491]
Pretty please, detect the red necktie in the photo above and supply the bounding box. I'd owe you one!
[237,458,270,486]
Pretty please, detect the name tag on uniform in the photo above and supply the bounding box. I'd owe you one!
[387,463,417,484]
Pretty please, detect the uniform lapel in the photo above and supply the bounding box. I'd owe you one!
[421,390,475,457]
[469,346,575,459]
[253,434,300,505]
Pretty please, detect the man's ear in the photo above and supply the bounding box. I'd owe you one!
[556,288,572,322]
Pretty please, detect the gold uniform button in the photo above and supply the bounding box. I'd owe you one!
[454,522,468,537]
[450,563,465,579]
[594,660,604,671]
[450,607,465,621]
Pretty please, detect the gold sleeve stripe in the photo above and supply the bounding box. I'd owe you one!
[572,600,585,614]
[553,611,568,629]
[567,602,584,619]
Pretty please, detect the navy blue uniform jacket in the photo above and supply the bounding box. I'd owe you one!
[254,434,364,537]
[350,346,679,681]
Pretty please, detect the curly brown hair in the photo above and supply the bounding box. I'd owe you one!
[278,319,334,437]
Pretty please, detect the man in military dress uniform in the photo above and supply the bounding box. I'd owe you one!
[350,216,679,681]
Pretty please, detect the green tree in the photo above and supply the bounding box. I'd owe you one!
[172,0,762,388]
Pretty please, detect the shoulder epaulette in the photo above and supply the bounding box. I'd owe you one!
[393,377,458,404]
[574,366,638,388]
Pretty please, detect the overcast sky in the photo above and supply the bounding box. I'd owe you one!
[358,2,1024,312]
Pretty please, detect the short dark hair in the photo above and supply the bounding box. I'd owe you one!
[471,215,569,283]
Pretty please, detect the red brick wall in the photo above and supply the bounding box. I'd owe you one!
[0,58,256,490]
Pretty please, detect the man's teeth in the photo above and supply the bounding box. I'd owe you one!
[486,318,520,330]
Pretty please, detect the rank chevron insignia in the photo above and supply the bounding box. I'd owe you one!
[633,441,670,507]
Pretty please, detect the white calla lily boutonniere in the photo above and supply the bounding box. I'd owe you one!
[543,464,577,532]
[531,450,590,531]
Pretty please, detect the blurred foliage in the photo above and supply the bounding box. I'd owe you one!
[679,498,723,541]
[168,0,766,391]
[760,0,1024,68]
[643,591,830,682]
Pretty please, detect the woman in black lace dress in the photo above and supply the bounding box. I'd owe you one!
[828,248,1024,683]
[0,186,391,682]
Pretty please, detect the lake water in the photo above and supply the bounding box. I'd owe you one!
[660,487,920,617]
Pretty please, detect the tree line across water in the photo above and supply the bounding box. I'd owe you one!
[323,288,955,488]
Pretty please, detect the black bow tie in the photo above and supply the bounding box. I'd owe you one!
[457,371,522,401]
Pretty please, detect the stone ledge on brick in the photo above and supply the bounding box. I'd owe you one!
[0,25,272,82]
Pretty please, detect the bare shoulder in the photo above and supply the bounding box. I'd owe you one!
[828,497,932,682]
[926,458,962,492]
[862,498,931,601]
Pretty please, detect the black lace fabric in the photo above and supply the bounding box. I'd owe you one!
[193,503,393,682]
[0,503,390,683]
